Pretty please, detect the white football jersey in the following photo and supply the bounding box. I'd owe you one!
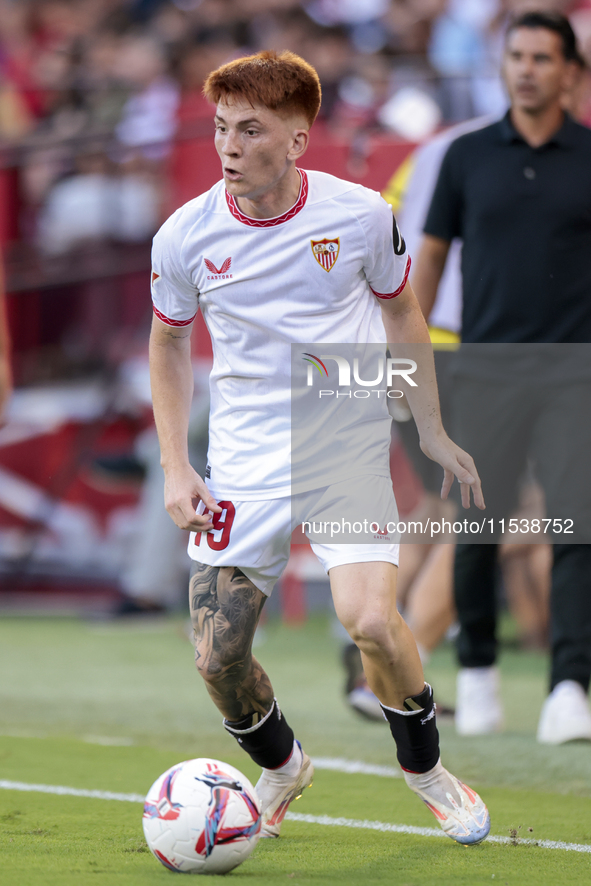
[151,169,410,500]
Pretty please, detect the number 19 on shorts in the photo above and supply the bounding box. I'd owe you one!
[194,501,235,551]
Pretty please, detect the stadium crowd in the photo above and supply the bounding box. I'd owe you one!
[0,0,590,254]
[2,0,591,140]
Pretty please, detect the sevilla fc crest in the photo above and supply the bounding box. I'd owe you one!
[311,238,340,272]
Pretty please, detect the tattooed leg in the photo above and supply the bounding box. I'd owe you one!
[189,561,274,721]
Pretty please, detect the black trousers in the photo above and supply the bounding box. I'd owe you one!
[450,372,591,692]
[454,543,591,691]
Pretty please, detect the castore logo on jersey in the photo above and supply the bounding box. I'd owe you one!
[205,257,233,280]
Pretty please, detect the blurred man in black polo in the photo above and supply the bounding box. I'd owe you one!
[413,11,591,745]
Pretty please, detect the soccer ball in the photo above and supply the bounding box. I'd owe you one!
[142,758,261,874]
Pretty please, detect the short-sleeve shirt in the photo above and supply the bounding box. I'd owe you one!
[152,169,410,499]
[424,112,591,345]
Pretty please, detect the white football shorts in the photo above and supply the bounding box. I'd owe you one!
[189,475,400,596]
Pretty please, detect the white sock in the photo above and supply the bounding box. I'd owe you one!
[265,740,301,776]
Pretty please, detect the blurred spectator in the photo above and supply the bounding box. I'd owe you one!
[174,39,235,133]
[301,24,351,120]
[112,34,179,163]
[307,0,391,53]
[37,146,159,255]
[331,52,394,134]
[0,258,12,421]
[0,74,32,140]
[429,0,507,119]
[117,377,209,614]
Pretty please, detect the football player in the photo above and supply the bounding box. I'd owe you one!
[149,50,489,845]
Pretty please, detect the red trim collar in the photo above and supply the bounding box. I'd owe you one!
[225,170,308,227]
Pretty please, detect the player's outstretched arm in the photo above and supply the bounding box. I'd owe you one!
[149,315,221,531]
[379,281,485,510]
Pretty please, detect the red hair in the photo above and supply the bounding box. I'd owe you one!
[203,50,321,128]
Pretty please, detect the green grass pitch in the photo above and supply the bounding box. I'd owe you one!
[1,615,590,885]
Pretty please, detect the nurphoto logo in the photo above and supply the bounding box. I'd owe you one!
[302,352,417,399]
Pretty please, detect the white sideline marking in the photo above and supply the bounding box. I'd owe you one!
[311,758,401,778]
[1,779,591,855]
[83,736,135,747]
[0,780,145,804]
[285,813,591,854]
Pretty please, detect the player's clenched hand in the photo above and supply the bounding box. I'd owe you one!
[419,431,485,510]
[163,464,222,531]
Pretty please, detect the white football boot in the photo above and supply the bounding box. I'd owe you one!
[537,680,591,744]
[404,759,491,845]
[455,666,504,735]
[255,741,314,837]
[348,685,385,721]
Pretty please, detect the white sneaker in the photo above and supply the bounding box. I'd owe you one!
[537,680,591,745]
[404,760,490,845]
[348,686,385,721]
[455,666,504,736]
[255,742,314,837]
